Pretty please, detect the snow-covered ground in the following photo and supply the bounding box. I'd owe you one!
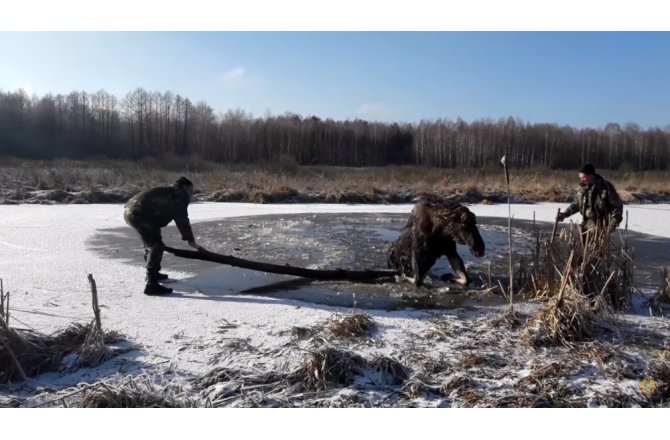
[1,202,669,407]
[0,203,417,373]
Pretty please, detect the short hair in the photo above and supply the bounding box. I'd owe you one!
[175,176,193,188]
[579,164,596,175]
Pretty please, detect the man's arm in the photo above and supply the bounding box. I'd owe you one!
[607,183,624,227]
[173,201,195,244]
[558,194,580,221]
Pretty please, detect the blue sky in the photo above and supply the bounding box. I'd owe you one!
[1,32,669,128]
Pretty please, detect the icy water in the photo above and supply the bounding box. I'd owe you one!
[88,213,543,310]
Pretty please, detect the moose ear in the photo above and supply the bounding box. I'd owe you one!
[460,210,469,223]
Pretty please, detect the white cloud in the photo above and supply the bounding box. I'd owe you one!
[220,67,245,82]
[355,103,401,122]
[218,67,259,90]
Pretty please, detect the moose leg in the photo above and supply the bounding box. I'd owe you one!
[411,248,424,287]
[388,233,416,285]
[411,237,435,287]
[441,243,470,286]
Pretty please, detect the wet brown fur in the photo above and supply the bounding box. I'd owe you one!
[387,200,485,287]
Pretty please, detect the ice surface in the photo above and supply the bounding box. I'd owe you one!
[1,202,668,406]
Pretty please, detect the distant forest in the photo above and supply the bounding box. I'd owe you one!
[1,88,669,170]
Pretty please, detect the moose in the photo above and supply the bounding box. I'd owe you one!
[387,200,486,287]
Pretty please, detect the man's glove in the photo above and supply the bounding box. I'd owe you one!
[556,211,567,222]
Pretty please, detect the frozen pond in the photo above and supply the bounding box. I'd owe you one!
[2,202,670,408]
[88,212,538,310]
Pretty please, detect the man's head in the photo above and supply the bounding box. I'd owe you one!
[175,176,194,200]
[578,164,597,186]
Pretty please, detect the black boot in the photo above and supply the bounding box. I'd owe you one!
[145,272,169,282]
[144,282,173,296]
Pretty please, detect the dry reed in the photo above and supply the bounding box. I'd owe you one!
[327,313,376,339]
[81,377,199,408]
[0,321,123,383]
[368,356,410,385]
[3,159,669,205]
[293,347,367,391]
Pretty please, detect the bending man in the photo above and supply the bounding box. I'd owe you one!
[124,176,200,295]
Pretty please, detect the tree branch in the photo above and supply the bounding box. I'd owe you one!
[164,246,398,283]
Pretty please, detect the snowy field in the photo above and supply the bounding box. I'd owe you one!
[1,202,669,407]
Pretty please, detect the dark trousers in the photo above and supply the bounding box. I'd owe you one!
[124,210,165,282]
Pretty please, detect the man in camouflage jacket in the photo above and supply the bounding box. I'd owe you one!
[124,176,200,295]
[557,164,624,234]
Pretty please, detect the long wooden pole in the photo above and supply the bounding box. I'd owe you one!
[550,208,561,245]
[165,246,399,282]
[501,155,513,308]
[0,278,4,320]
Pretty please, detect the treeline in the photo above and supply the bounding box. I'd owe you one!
[1,88,669,170]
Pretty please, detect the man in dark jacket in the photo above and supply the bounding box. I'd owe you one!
[124,176,200,295]
[557,164,624,235]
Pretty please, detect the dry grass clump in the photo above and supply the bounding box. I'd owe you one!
[518,361,572,388]
[0,320,124,383]
[368,356,410,386]
[457,353,508,369]
[81,378,199,408]
[401,374,438,399]
[647,351,670,400]
[650,353,670,381]
[590,389,641,408]
[576,341,620,368]
[1,326,70,383]
[440,373,474,397]
[194,367,238,389]
[522,293,599,348]
[516,359,577,393]
[511,389,585,408]
[573,342,644,381]
[192,367,291,407]
[522,222,633,311]
[327,313,376,339]
[417,354,452,376]
[77,323,124,368]
[294,347,367,391]
[1,275,122,382]
[521,249,615,347]
[492,394,549,408]
[461,389,493,407]
[513,359,587,408]
[521,288,606,348]
[194,356,412,407]
[402,380,426,399]
[519,220,633,347]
